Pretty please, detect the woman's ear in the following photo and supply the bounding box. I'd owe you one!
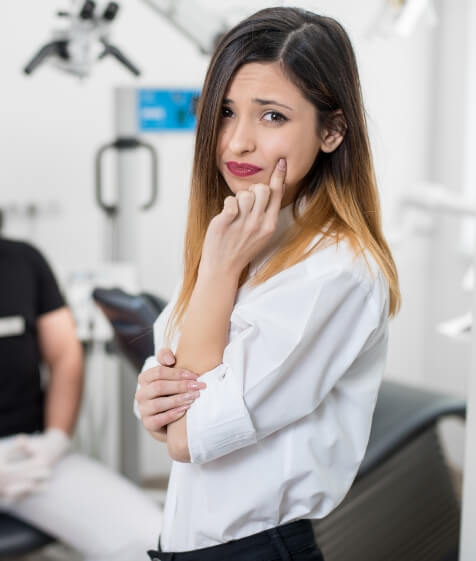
[320,110,347,153]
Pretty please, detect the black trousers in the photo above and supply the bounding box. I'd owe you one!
[147,519,324,561]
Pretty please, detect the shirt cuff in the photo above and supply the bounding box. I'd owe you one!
[186,363,257,464]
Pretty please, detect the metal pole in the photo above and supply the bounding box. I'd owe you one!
[112,87,142,482]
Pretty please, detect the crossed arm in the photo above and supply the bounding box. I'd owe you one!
[165,270,239,462]
[137,159,287,461]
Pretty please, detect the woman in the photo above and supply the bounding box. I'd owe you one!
[136,6,400,561]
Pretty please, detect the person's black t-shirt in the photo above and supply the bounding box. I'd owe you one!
[0,239,65,437]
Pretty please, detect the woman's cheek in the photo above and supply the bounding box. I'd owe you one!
[287,147,319,186]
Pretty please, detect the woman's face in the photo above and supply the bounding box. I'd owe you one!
[216,61,322,207]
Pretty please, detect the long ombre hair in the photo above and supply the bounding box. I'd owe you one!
[165,7,400,343]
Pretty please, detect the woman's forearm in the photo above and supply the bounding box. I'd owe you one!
[174,269,240,374]
[166,268,240,461]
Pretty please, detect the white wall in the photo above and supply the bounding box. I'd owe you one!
[1,0,469,479]
[425,0,473,466]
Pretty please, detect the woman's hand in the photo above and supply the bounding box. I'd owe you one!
[200,158,287,277]
[135,349,206,443]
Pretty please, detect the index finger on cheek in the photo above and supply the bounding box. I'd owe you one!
[267,158,287,215]
[269,158,286,193]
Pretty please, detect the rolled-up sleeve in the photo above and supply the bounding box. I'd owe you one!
[187,267,387,465]
[186,363,257,463]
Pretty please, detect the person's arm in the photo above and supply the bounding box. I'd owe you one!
[176,267,388,466]
[166,270,240,461]
[166,159,287,462]
[2,306,83,496]
[37,306,84,435]
[134,288,206,444]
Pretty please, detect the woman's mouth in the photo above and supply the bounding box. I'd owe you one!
[225,161,263,177]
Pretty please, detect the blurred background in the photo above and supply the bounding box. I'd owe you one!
[1,0,475,559]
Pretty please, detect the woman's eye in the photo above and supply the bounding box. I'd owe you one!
[263,111,288,124]
[221,106,233,119]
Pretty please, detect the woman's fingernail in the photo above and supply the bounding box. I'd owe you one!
[181,370,198,379]
[176,404,191,414]
[184,391,200,401]
[165,352,175,364]
[277,158,286,171]
[188,381,207,390]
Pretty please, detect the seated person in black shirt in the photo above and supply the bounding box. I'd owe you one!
[0,238,163,561]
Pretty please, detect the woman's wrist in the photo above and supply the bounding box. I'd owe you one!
[198,260,243,285]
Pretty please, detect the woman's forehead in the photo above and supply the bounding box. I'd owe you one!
[225,62,303,103]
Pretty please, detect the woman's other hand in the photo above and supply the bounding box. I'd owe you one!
[200,158,287,277]
[135,349,206,443]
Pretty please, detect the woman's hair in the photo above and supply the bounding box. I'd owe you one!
[165,6,400,343]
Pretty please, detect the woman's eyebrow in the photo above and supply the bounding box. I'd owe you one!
[253,98,294,111]
[223,97,294,111]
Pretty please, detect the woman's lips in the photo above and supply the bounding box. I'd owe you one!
[225,161,263,177]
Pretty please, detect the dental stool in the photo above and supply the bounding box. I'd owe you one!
[93,288,466,561]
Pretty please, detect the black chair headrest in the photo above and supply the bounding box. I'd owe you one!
[92,287,168,371]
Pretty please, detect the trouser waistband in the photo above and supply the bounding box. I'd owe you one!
[147,519,323,561]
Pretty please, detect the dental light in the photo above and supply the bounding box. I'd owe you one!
[24,1,140,78]
[23,0,227,79]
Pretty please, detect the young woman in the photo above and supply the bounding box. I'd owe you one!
[136,6,400,561]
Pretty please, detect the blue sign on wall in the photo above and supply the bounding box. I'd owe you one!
[138,89,200,132]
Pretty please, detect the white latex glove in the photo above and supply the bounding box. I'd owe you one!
[0,441,51,503]
[0,429,70,503]
[16,428,71,469]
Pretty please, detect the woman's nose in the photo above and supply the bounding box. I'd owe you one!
[227,120,256,155]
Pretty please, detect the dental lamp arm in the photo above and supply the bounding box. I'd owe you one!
[23,40,69,75]
[98,39,141,76]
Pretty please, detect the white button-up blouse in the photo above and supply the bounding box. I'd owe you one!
[140,203,389,552]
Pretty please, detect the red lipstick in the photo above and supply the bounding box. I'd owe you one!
[225,161,263,177]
